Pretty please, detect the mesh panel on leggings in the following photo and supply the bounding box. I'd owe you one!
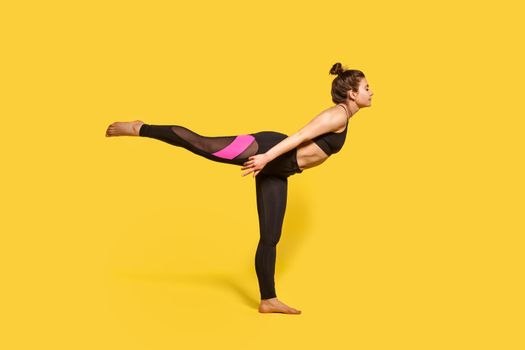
[170,126,235,153]
[170,125,259,160]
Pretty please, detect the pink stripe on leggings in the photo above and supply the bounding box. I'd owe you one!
[212,134,255,160]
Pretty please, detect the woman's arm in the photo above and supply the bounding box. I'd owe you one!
[265,111,346,162]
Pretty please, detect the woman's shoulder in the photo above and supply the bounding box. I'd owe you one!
[318,104,348,126]
[318,104,346,117]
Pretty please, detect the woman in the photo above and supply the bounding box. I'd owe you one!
[105,62,374,315]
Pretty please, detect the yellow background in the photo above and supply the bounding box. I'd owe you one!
[1,0,524,349]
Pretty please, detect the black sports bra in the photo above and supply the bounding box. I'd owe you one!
[311,104,349,156]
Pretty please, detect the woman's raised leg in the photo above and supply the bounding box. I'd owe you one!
[105,120,259,166]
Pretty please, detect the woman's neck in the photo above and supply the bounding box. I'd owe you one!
[339,102,359,119]
[339,101,359,118]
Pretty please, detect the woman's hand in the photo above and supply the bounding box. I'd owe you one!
[241,153,271,178]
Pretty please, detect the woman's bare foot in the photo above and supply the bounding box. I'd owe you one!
[105,120,144,137]
[258,297,302,315]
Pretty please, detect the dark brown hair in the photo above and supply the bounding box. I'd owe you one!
[329,62,365,104]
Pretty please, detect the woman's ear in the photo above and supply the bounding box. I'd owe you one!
[347,90,357,101]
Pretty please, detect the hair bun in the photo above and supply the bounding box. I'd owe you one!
[329,62,345,76]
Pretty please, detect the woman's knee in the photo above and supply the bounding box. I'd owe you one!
[258,237,281,247]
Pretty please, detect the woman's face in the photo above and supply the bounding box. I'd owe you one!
[352,78,374,107]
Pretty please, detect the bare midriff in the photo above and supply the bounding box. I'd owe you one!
[295,141,329,171]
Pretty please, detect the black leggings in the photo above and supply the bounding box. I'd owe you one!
[138,124,302,300]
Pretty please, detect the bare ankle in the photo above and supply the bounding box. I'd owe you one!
[261,297,278,303]
[132,120,145,136]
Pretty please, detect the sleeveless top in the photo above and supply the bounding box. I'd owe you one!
[311,104,349,156]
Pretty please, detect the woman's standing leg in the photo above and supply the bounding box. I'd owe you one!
[255,174,301,314]
[255,174,288,300]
